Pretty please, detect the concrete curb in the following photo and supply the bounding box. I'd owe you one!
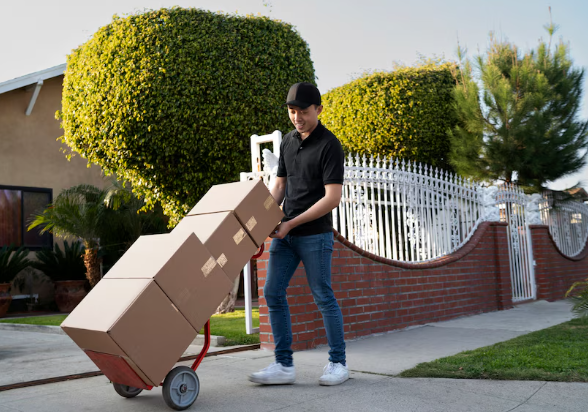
[193,334,226,347]
[0,322,228,347]
[0,323,65,335]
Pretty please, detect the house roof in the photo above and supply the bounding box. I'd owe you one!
[0,64,66,95]
[565,187,588,201]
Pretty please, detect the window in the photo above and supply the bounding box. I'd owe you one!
[0,185,52,250]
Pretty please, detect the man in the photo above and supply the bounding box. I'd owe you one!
[249,82,348,386]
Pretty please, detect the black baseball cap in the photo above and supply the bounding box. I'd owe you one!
[286,82,321,109]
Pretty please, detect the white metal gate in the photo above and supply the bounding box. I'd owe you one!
[496,185,536,302]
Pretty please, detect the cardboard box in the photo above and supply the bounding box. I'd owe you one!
[61,278,196,386]
[172,211,258,282]
[187,179,284,247]
[103,232,234,332]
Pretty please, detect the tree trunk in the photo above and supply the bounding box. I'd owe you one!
[84,248,101,288]
[215,276,240,314]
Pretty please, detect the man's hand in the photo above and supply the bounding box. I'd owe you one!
[269,221,292,239]
[268,184,342,240]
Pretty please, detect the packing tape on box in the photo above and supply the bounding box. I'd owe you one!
[264,195,275,210]
[233,228,247,245]
[246,216,257,231]
[201,257,217,277]
[217,253,228,268]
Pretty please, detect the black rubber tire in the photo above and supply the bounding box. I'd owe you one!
[162,366,200,411]
[113,382,143,398]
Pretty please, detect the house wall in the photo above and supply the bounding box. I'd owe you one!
[0,75,105,194]
[0,75,106,305]
[257,222,513,351]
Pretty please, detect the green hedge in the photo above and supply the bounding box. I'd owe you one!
[320,64,457,169]
[58,8,314,224]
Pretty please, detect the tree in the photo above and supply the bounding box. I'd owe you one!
[28,182,167,287]
[448,17,588,191]
[58,8,315,225]
[99,180,169,271]
[321,62,457,170]
[28,185,107,287]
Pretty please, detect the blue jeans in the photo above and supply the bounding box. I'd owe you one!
[264,232,346,367]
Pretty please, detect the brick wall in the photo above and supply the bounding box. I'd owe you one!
[257,221,513,351]
[531,224,588,301]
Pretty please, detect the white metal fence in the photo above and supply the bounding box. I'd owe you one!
[333,154,484,262]
[243,151,588,265]
[495,184,536,302]
[540,191,588,258]
[241,138,588,308]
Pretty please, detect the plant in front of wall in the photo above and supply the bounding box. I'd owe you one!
[0,244,31,317]
[31,241,86,282]
[566,278,588,317]
[0,244,31,286]
[30,241,88,313]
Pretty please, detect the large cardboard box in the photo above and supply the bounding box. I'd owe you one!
[172,211,258,282]
[103,231,234,332]
[61,278,196,386]
[187,179,284,247]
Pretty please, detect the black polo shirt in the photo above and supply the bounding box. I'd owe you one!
[277,121,345,236]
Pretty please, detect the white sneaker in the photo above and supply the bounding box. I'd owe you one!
[319,362,349,386]
[248,362,296,385]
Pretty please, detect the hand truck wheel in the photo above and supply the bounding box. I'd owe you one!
[162,365,200,410]
[112,382,143,398]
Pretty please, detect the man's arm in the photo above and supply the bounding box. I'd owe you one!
[270,183,342,239]
[271,176,287,205]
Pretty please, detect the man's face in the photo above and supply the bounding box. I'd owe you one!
[288,104,323,136]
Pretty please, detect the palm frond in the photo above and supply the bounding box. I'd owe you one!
[27,184,108,248]
[566,278,588,317]
[31,241,86,282]
[0,245,31,284]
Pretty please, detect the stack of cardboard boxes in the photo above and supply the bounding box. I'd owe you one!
[61,179,283,388]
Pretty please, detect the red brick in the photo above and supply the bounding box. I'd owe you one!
[256,223,587,353]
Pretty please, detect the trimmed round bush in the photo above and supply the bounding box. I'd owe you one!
[320,64,457,170]
[58,8,315,224]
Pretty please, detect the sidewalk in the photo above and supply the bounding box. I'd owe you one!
[1,300,586,411]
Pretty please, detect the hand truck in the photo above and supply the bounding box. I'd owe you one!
[109,244,265,410]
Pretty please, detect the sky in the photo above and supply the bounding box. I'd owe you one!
[1,0,587,190]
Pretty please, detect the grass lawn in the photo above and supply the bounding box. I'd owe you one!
[200,308,260,346]
[0,308,260,346]
[400,316,588,382]
[0,315,66,326]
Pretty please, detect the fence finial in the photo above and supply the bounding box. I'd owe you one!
[482,186,501,221]
[525,193,543,225]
